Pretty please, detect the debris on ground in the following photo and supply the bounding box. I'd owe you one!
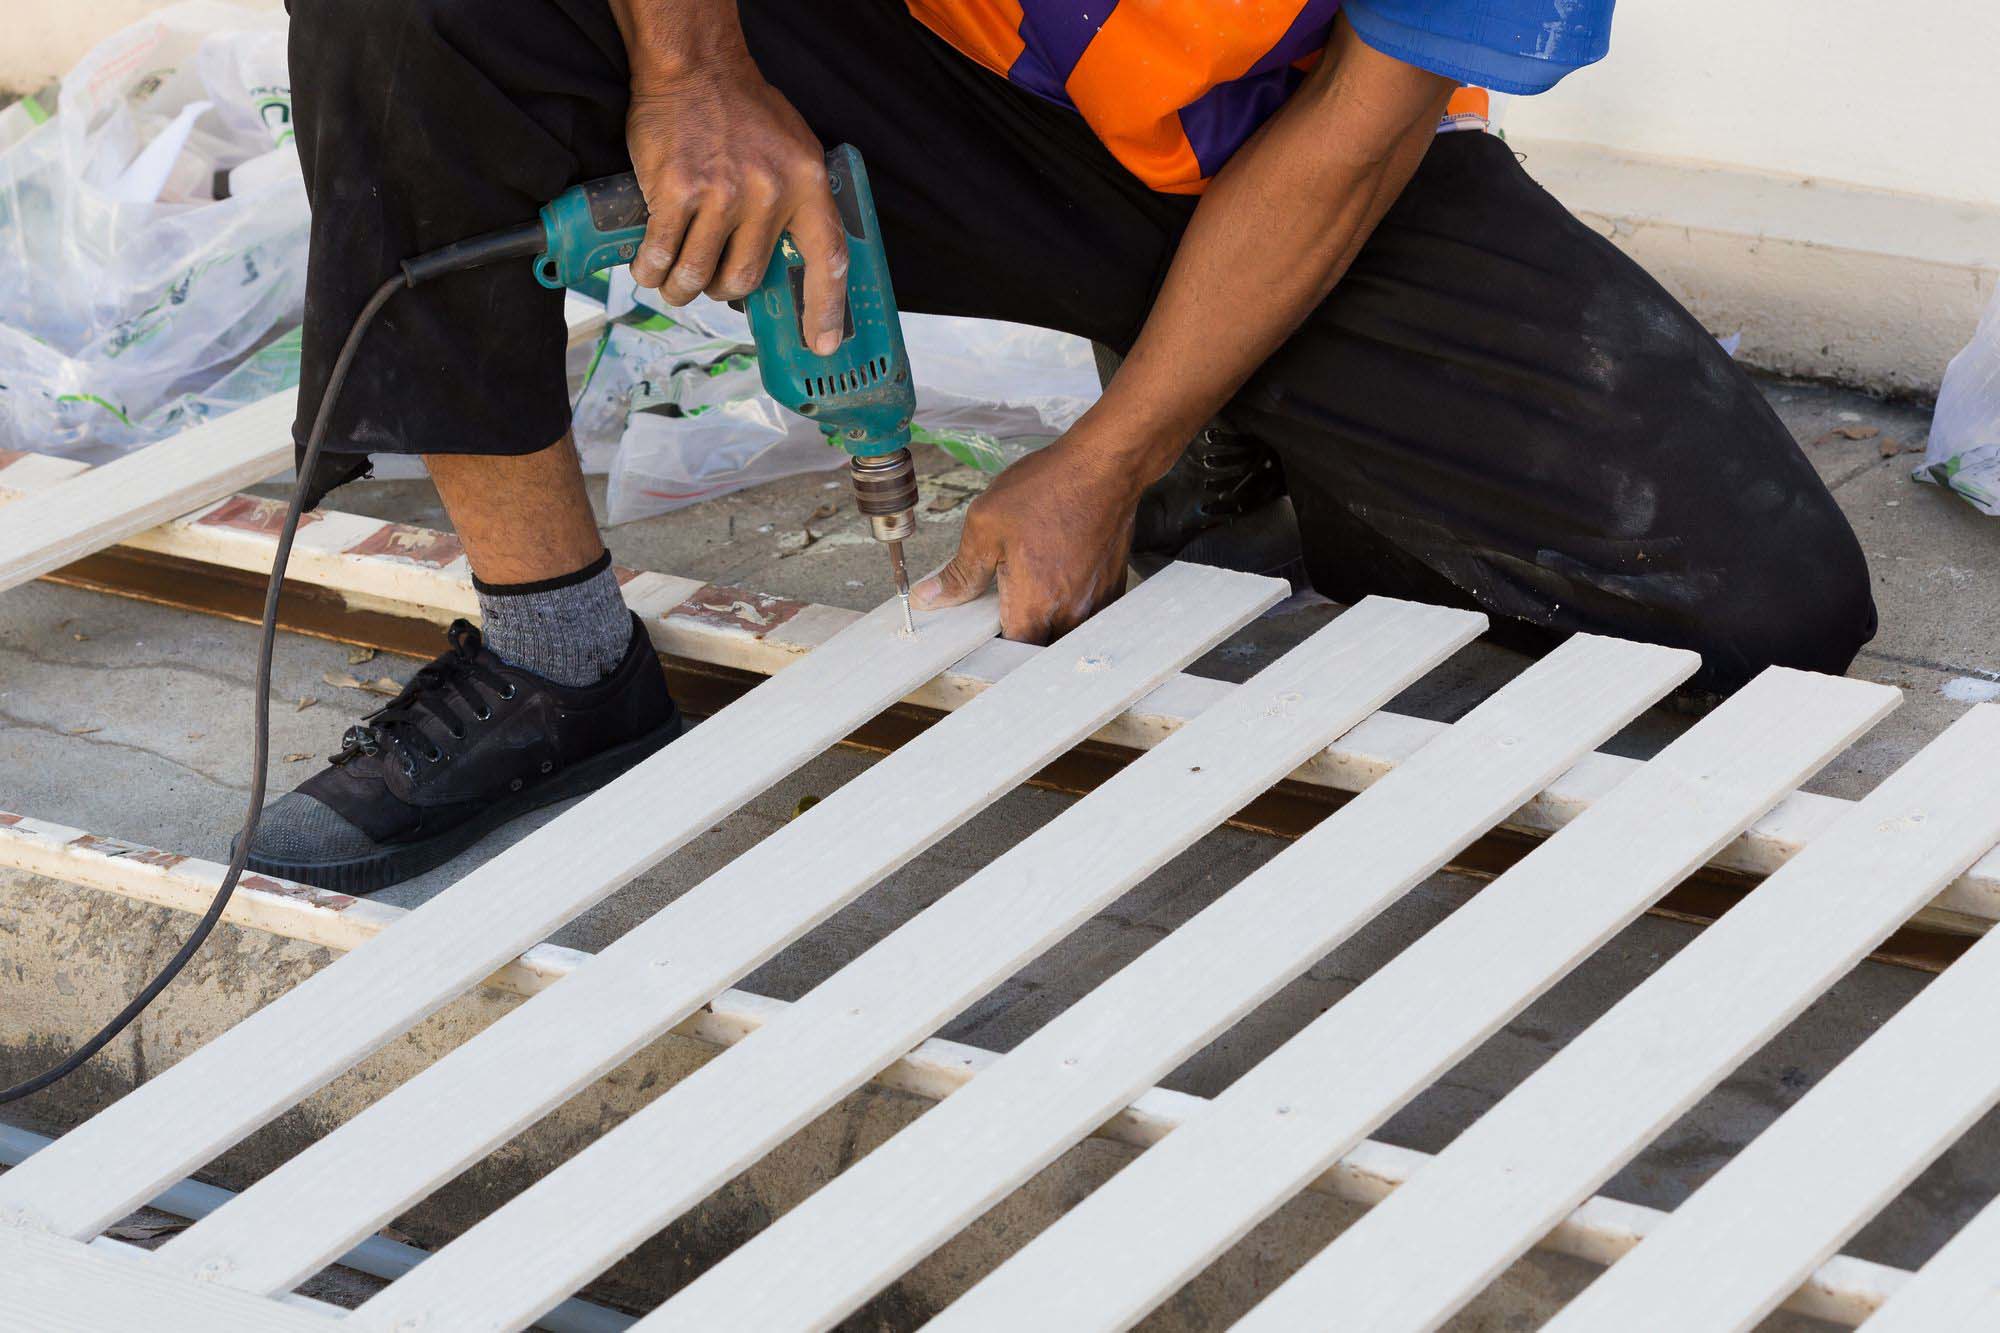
[322,671,402,698]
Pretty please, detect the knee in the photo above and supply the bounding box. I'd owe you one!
[1691,507,1877,695]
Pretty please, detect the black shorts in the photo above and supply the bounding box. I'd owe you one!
[287,0,1875,693]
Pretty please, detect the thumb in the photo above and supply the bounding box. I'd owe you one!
[911,543,996,611]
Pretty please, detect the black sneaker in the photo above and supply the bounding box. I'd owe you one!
[1131,425,1305,588]
[242,615,683,893]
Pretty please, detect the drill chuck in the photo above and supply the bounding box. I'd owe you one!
[850,448,918,543]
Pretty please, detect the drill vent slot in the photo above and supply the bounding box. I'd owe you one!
[804,357,892,401]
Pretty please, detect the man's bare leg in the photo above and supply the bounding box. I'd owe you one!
[424,432,604,583]
[242,430,679,891]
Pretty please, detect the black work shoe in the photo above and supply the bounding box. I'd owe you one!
[1132,425,1286,557]
[242,615,683,893]
[1131,426,1305,589]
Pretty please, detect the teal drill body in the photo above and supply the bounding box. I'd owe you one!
[532,146,920,623]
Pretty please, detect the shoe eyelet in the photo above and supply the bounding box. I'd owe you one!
[509,777,524,792]
[539,760,553,774]
[473,707,492,722]
[425,747,444,763]
[498,685,518,701]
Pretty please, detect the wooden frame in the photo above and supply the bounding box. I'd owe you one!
[7,358,2000,1328]
[0,808,1916,1328]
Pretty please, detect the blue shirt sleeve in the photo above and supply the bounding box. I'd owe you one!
[1342,0,1615,95]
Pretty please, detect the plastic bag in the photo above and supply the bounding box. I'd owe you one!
[597,272,1099,524]
[1916,286,2000,515]
[0,2,303,464]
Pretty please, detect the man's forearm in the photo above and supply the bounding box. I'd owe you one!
[608,0,752,87]
[1082,19,1454,482]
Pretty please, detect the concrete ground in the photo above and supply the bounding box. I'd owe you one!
[1,374,1994,1328]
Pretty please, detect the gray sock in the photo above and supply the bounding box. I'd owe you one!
[473,551,631,687]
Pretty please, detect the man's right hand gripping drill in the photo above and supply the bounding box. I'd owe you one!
[611,0,849,351]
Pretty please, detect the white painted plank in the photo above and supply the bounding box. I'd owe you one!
[635,634,1697,1332]
[1863,1179,2000,1330]
[0,1228,336,1332]
[0,594,1001,1239]
[0,809,1917,1328]
[939,667,1898,1331]
[1544,907,2000,1331]
[0,392,297,595]
[158,563,1287,1295]
[1237,703,2000,1333]
[350,597,1494,1333]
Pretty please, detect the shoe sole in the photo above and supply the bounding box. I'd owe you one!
[243,708,687,895]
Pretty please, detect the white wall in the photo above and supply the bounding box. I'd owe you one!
[1502,0,1991,207]
[9,0,1987,210]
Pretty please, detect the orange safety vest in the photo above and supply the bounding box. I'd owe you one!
[906,0,1487,194]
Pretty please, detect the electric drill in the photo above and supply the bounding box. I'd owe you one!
[527,145,919,629]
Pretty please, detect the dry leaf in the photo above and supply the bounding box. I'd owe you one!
[1811,425,1881,446]
[105,1221,189,1242]
[284,752,312,763]
[186,732,203,741]
[926,491,968,513]
[296,696,318,712]
[322,670,363,691]
[346,645,378,665]
[71,632,88,642]
[68,725,101,736]
[363,676,403,698]
[1878,437,1921,458]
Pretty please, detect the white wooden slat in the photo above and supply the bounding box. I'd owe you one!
[0,1228,336,1332]
[637,634,1699,1332]
[938,667,1898,1331]
[157,563,1286,1295]
[1543,908,2000,1330]
[1862,1184,2000,1329]
[0,594,1001,1240]
[350,598,1493,1333]
[1236,703,2000,1333]
[0,392,298,595]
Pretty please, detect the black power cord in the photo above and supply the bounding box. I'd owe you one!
[0,273,408,1105]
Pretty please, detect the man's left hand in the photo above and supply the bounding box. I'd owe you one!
[910,428,1144,644]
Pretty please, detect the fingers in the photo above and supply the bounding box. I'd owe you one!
[660,198,736,306]
[630,196,692,290]
[790,196,850,356]
[911,543,997,613]
[708,164,786,302]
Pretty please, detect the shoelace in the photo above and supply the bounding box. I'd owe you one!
[332,619,516,776]
[1191,428,1281,520]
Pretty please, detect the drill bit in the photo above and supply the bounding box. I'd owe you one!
[887,538,914,633]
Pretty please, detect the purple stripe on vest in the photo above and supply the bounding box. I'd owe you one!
[1177,0,1341,178]
[1007,0,1118,103]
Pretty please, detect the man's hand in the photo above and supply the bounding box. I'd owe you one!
[610,1,847,352]
[911,425,1145,644]
[916,18,1450,646]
